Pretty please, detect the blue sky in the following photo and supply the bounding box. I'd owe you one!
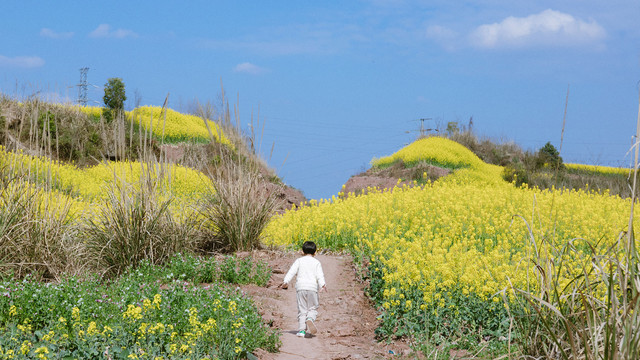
[2,1,639,199]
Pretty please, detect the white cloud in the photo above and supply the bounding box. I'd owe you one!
[40,28,74,39]
[89,24,138,39]
[233,62,267,74]
[470,9,606,49]
[0,55,45,68]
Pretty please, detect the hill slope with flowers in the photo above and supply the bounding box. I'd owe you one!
[2,92,637,357]
[264,135,638,356]
[0,93,303,358]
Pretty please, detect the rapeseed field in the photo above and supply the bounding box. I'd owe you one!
[130,106,230,145]
[265,136,637,340]
[75,104,231,145]
[0,145,212,216]
[566,162,630,176]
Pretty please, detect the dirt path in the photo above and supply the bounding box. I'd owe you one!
[242,251,410,360]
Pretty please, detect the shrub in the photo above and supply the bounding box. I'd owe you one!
[502,159,528,187]
[511,220,640,359]
[103,77,126,123]
[199,151,280,252]
[83,164,196,276]
[197,100,280,252]
[448,130,523,166]
[535,141,564,170]
[0,171,81,280]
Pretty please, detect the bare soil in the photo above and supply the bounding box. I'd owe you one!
[241,251,413,359]
[341,162,450,198]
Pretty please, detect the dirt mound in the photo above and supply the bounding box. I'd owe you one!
[341,161,450,197]
[266,182,307,212]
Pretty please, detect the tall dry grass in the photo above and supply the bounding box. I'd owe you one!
[82,101,201,276]
[1,87,282,277]
[83,162,197,276]
[196,86,281,252]
[0,165,83,280]
[0,93,195,278]
[509,92,640,359]
[198,148,280,252]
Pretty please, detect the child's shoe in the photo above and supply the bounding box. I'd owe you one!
[305,318,317,335]
[296,330,306,337]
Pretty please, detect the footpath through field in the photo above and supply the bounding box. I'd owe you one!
[242,252,407,360]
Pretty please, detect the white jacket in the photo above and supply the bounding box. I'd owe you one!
[283,255,326,292]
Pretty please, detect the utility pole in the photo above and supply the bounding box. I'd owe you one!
[77,67,89,105]
[418,118,432,137]
[406,118,437,140]
[410,118,435,137]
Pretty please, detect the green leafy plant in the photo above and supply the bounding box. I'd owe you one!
[509,219,640,359]
[220,255,271,286]
[0,259,280,359]
[536,141,564,170]
[103,77,127,123]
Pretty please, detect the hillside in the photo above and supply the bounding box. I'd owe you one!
[267,134,640,358]
[2,94,639,358]
[0,93,315,358]
[342,133,632,198]
[0,95,305,211]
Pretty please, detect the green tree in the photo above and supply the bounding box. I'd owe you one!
[536,141,564,170]
[103,78,126,123]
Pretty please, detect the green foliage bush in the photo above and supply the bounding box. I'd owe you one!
[0,254,279,359]
[536,141,564,170]
[365,258,509,355]
[502,159,529,187]
[103,78,127,123]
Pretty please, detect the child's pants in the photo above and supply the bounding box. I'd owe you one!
[296,290,319,331]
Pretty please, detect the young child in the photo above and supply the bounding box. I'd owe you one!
[279,241,327,338]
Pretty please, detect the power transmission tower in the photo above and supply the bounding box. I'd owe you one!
[77,67,89,105]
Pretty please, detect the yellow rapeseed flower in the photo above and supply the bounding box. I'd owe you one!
[264,136,640,320]
[34,346,49,360]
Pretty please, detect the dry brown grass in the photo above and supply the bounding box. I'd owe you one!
[0,167,83,280]
[0,87,283,279]
[83,163,198,276]
[195,87,281,252]
[509,92,640,359]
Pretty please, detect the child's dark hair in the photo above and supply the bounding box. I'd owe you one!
[302,241,316,255]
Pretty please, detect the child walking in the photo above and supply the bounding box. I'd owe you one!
[279,241,327,338]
